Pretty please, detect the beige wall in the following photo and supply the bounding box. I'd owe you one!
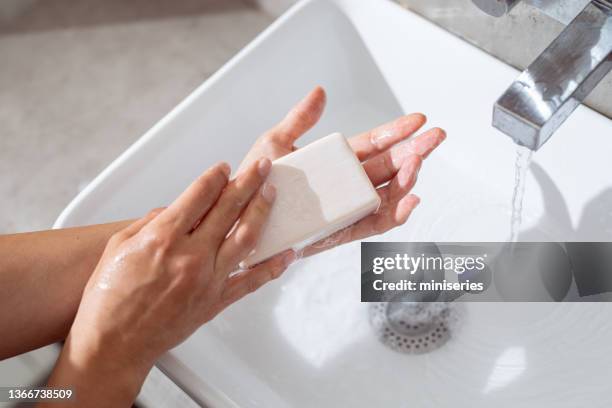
[247,0,297,16]
[0,0,38,22]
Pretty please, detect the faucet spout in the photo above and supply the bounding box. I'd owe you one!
[493,0,612,150]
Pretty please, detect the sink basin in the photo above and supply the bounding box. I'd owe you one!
[55,0,612,406]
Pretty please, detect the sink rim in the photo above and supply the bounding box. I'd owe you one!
[52,0,612,406]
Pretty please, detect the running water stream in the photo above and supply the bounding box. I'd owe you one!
[509,146,533,242]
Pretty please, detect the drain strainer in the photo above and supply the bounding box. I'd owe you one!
[369,302,454,354]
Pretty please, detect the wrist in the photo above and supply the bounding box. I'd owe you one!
[49,332,153,406]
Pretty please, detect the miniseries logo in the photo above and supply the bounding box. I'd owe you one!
[361,242,612,302]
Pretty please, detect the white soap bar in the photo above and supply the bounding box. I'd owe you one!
[242,133,380,267]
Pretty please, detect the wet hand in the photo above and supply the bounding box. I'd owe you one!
[240,86,446,257]
[51,159,296,403]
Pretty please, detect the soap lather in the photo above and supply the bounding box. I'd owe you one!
[242,133,380,268]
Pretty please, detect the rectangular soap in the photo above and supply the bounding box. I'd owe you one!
[242,132,381,267]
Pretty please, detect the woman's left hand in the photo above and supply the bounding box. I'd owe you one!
[240,86,446,257]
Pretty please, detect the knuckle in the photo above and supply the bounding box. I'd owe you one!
[223,187,250,211]
[149,207,165,217]
[173,255,200,275]
[194,173,213,192]
[260,132,276,145]
[269,123,286,137]
[271,265,287,280]
[411,153,423,166]
[198,168,227,191]
[381,154,395,174]
[173,271,199,293]
[232,193,248,208]
[108,231,126,245]
[236,226,258,248]
[255,195,271,213]
[246,277,261,294]
[213,166,230,183]
[235,171,256,190]
[290,107,310,125]
[144,232,173,255]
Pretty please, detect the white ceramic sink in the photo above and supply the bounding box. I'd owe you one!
[55,0,612,406]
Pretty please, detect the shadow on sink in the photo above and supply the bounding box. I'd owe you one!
[518,162,612,242]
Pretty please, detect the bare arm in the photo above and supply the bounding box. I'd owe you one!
[38,88,445,407]
[41,159,288,408]
[0,220,132,359]
[0,87,445,363]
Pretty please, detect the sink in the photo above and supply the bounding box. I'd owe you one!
[55,0,612,406]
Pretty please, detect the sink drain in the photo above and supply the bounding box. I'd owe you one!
[369,302,454,354]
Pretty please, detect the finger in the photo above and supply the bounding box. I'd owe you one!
[387,154,421,199]
[114,207,165,241]
[339,192,420,246]
[301,156,421,258]
[363,127,446,186]
[195,158,271,246]
[302,192,421,258]
[406,127,446,159]
[267,86,326,146]
[348,113,426,162]
[300,226,354,257]
[152,162,231,236]
[219,250,296,309]
[216,183,276,271]
[372,193,421,236]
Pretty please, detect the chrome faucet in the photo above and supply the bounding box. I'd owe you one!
[473,0,612,150]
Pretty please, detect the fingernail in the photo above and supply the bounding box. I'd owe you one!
[282,250,297,267]
[413,112,427,124]
[219,162,231,178]
[437,128,447,140]
[258,158,271,177]
[261,182,276,203]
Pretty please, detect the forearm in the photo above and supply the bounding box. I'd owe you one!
[39,333,150,408]
[0,221,131,359]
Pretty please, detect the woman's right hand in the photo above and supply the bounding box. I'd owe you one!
[43,159,296,408]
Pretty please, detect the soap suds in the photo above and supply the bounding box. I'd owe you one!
[372,128,395,148]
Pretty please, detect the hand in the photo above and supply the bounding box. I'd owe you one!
[44,159,296,407]
[240,86,446,257]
